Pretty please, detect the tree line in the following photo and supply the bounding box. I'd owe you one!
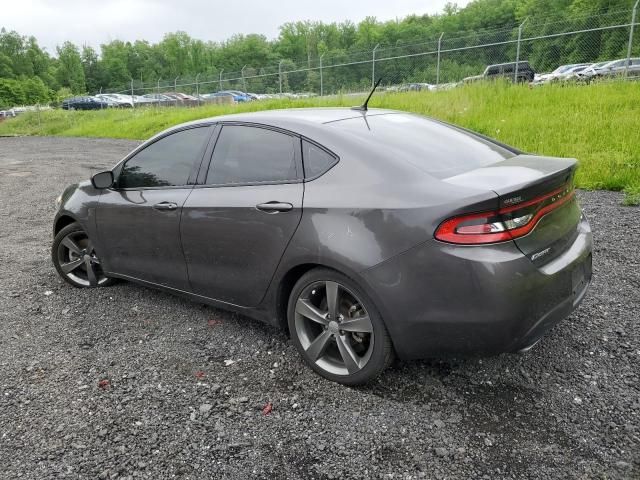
[0,0,637,108]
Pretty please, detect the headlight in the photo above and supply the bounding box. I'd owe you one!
[55,194,63,209]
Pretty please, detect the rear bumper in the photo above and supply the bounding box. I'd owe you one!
[361,215,593,360]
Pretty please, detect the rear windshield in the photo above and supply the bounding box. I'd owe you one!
[326,113,515,179]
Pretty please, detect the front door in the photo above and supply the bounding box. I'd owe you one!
[96,126,212,290]
[181,124,304,307]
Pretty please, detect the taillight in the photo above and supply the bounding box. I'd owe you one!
[435,184,575,245]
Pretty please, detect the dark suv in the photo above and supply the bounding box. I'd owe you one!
[464,61,535,83]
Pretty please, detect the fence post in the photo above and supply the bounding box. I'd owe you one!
[436,32,444,85]
[174,76,179,92]
[626,0,639,77]
[195,73,201,104]
[514,17,529,82]
[130,78,135,108]
[279,60,284,94]
[319,54,325,96]
[219,69,224,91]
[241,65,247,92]
[156,78,161,106]
[372,44,380,88]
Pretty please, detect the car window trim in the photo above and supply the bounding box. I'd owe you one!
[111,123,215,191]
[198,121,304,187]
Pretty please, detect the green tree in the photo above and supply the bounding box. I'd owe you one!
[56,42,85,93]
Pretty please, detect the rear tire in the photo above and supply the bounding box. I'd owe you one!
[52,222,114,288]
[287,268,394,385]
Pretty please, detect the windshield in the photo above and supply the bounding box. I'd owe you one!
[553,64,574,74]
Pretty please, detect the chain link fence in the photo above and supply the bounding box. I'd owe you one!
[104,5,640,100]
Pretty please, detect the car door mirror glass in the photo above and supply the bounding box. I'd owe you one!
[91,171,114,189]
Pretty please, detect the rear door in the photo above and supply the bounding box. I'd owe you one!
[96,125,213,290]
[181,124,303,307]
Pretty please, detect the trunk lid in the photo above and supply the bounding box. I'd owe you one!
[444,154,581,264]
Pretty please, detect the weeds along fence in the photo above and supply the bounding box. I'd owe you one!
[104,5,640,99]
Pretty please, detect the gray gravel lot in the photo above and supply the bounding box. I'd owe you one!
[0,136,638,479]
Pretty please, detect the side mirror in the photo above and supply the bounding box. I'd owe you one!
[91,171,114,189]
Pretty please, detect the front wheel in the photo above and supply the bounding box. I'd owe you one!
[288,268,394,385]
[52,222,114,288]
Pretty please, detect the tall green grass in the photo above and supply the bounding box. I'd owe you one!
[1,81,638,203]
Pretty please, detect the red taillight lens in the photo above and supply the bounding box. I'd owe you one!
[435,184,575,245]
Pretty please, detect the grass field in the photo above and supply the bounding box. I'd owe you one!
[1,81,638,203]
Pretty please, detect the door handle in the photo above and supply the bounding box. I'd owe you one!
[153,201,178,211]
[256,201,294,213]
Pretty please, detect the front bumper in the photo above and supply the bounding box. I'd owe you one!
[361,215,593,360]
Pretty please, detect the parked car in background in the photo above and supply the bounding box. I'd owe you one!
[575,61,611,79]
[160,92,199,106]
[201,92,236,102]
[196,93,234,105]
[533,64,577,83]
[95,93,134,108]
[532,63,592,85]
[132,95,157,105]
[61,97,111,110]
[164,92,198,101]
[464,61,535,83]
[141,93,179,105]
[92,95,120,108]
[559,64,594,82]
[584,58,640,80]
[219,90,252,102]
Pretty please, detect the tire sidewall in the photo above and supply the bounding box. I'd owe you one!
[287,268,392,385]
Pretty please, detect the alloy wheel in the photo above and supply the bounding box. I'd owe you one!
[294,280,374,376]
[56,230,108,287]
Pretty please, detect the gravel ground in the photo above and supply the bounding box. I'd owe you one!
[0,136,638,480]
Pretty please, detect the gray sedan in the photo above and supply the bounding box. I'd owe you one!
[52,108,593,384]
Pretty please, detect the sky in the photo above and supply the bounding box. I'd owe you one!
[3,0,471,54]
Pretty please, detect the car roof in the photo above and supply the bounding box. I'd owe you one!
[486,61,530,68]
[163,107,399,136]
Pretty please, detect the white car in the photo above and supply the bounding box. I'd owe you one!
[576,61,612,79]
[532,63,591,85]
[95,93,134,108]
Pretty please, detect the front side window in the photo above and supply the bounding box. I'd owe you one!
[118,127,210,188]
[206,125,298,185]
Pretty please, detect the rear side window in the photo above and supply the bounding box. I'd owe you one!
[118,127,210,188]
[206,125,298,184]
[302,140,337,179]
